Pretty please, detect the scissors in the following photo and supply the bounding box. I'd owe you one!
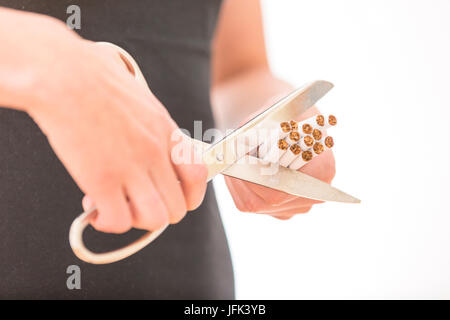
[69,42,360,264]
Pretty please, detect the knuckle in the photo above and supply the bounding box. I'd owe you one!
[146,213,169,230]
[93,171,123,192]
[94,171,114,187]
[146,134,163,154]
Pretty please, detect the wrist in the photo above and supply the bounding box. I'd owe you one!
[25,32,85,117]
[0,8,82,114]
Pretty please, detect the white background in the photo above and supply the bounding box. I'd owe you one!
[214,0,450,299]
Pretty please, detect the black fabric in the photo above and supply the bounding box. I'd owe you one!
[0,0,234,299]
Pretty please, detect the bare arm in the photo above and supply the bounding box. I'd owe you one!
[211,0,293,130]
[0,8,80,110]
[0,7,207,232]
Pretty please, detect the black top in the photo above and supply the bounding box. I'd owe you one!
[0,0,234,299]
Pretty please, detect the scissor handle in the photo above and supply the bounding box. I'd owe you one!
[69,42,167,264]
[69,207,168,264]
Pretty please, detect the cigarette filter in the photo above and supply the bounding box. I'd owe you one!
[279,143,302,167]
[257,122,291,160]
[312,128,323,141]
[290,120,299,131]
[316,114,325,127]
[262,138,289,163]
[280,121,291,134]
[289,149,313,170]
[324,136,334,149]
[300,135,314,149]
[285,131,300,145]
[302,123,313,135]
[313,142,324,155]
[328,115,337,126]
[302,150,313,161]
[317,114,337,129]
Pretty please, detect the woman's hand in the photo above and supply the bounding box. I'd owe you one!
[16,17,208,233]
[225,106,336,220]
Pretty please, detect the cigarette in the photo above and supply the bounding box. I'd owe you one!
[279,143,302,167]
[316,115,325,127]
[313,142,324,155]
[236,128,262,159]
[321,114,337,129]
[257,121,291,160]
[328,115,337,126]
[258,116,336,165]
[299,135,314,149]
[262,138,289,163]
[289,120,299,131]
[312,128,323,141]
[280,121,292,134]
[316,114,337,129]
[288,149,313,170]
[285,131,300,145]
[324,136,334,149]
[302,123,313,135]
[302,150,313,161]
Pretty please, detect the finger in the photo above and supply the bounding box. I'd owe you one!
[91,187,132,234]
[126,174,169,231]
[226,176,318,215]
[171,137,208,211]
[148,152,187,224]
[247,149,335,205]
[224,176,248,211]
[299,150,336,184]
[297,105,321,121]
[225,177,271,213]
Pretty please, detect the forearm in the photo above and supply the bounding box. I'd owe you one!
[211,68,294,130]
[0,7,80,111]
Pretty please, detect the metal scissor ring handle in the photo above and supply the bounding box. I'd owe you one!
[69,42,167,264]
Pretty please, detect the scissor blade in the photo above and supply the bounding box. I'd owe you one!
[222,156,360,204]
[203,81,334,181]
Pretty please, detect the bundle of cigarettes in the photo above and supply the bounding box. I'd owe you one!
[257,114,336,170]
